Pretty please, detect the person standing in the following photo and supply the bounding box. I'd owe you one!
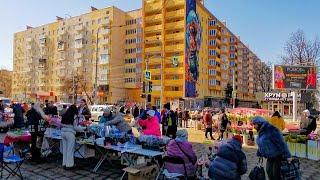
[44,101,58,116]
[132,104,140,119]
[61,105,85,169]
[0,100,4,113]
[208,135,247,179]
[161,103,177,138]
[59,104,68,117]
[252,116,292,180]
[300,109,317,136]
[152,106,161,123]
[204,110,214,140]
[218,109,228,140]
[182,109,190,128]
[78,99,91,121]
[13,103,25,128]
[26,103,47,163]
[269,111,285,131]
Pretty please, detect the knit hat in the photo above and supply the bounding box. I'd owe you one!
[232,135,243,144]
[176,129,188,142]
[147,110,155,117]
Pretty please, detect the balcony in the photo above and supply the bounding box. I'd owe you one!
[75,24,84,31]
[101,19,111,26]
[147,57,162,65]
[145,24,162,33]
[166,0,184,9]
[166,44,183,53]
[58,53,65,60]
[144,1,162,13]
[57,41,65,51]
[164,79,183,86]
[74,52,82,59]
[165,21,184,30]
[100,38,109,45]
[166,9,184,19]
[151,80,161,85]
[39,36,47,47]
[165,33,184,41]
[164,67,184,74]
[74,42,83,49]
[145,46,162,53]
[164,91,183,98]
[145,35,162,43]
[75,34,83,40]
[101,28,110,35]
[145,14,162,22]
[26,37,32,43]
[149,68,161,75]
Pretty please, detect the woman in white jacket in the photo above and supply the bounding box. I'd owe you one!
[61,105,85,169]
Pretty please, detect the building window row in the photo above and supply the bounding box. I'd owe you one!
[209,40,216,46]
[209,29,216,36]
[125,38,142,44]
[125,78,136,83]
[209,79,220,86]
[209,49,216,56]
[125,58,137,64]
[126,29,137,35]
[125,48,141,54]
[208,69,217,75]
[230,53,236,59]
[230,45,236,51]
[125,68,136,73]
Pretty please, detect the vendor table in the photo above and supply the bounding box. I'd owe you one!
[93,142,164,173]
[4,131,32,146]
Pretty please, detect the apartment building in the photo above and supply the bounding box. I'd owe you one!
[13,7,137,103]
[0,69,12,98]
[13,0,266,105]
[143,0,265,106]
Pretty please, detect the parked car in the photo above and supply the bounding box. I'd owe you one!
[90,105,113,122]
[0,97,11,107]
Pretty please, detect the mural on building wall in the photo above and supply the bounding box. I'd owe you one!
[185,0,202,97]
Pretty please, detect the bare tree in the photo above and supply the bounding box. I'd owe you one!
[256,62,272,92]
[61,74,93,104]
[282,29,320,65]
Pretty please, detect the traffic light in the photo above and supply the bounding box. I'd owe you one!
[147,94,151,102]
[149,81,152,93]
[142,82,146,93]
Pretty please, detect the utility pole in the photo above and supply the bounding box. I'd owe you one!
[232,69,236,109]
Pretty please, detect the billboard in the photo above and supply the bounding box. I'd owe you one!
[185,0,202,97]
[273,65,317,90]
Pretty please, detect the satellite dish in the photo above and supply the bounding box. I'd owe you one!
[172,56,179,67]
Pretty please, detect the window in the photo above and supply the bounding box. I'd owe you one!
[209,40,216,46]
[209,20,216,26]
[209,79,217,86]
[100,54,109,63]
[209,59,216,66]
[230,53,236,59]
[230,37,236,43]
[209,49,216,56]
[208,69,216,75]
[230,45,235,51]
[230,61,236,67]
[209,29,216,36]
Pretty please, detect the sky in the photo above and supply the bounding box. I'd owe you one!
[0,0,319,70]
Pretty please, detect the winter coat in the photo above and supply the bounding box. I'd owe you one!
[208,139,247,180]
[99,115,113,124]
[252,117,291,159]
[44,106,58,116]
[78,106,91,120]
[26,108,42,126]
[269,116,285,131]
[220,113,229,131]
[305,116,317,135]
[105,113,132,133]
[204,113,213,128]
[162,110,177,127]
[138,116,161,137]
[13,104,25,128]
[165,139,197,177]
[132,106,140,118]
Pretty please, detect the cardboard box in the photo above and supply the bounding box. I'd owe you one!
[307,140,320,160]
[125,164,159,180]
[295,143,307,158]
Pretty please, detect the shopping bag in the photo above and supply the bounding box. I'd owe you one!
[280,158,301,180]
[249,158,266,180]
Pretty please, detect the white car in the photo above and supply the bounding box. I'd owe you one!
[90,105,113,122]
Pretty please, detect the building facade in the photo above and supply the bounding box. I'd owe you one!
[13,1,267,106]
[0,69,12,98]
[143,0,266,107]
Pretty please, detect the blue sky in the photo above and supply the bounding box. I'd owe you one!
[0,0,319,70]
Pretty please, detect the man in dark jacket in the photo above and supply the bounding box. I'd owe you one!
[44,101,58,116]
[161,103,177,138]
[13,103,25,128]
[208,135,247,180]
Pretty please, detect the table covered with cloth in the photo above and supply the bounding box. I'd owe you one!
[4,130,32,146]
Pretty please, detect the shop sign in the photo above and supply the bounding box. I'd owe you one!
[264,92,301,101]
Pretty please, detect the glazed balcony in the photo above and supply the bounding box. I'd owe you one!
[166,9,184,19]
[145,24,162,33]
[164,91,183,98]
[166,44,183,53]
[145,14,162,22]
[144,1,162,13]
[164,67,184,74]
[165,21,184,30]
[165,32,184,41]
[145,46,162,53]
[166,0,184,9]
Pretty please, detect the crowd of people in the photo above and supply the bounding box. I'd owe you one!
[0,98,315,179]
